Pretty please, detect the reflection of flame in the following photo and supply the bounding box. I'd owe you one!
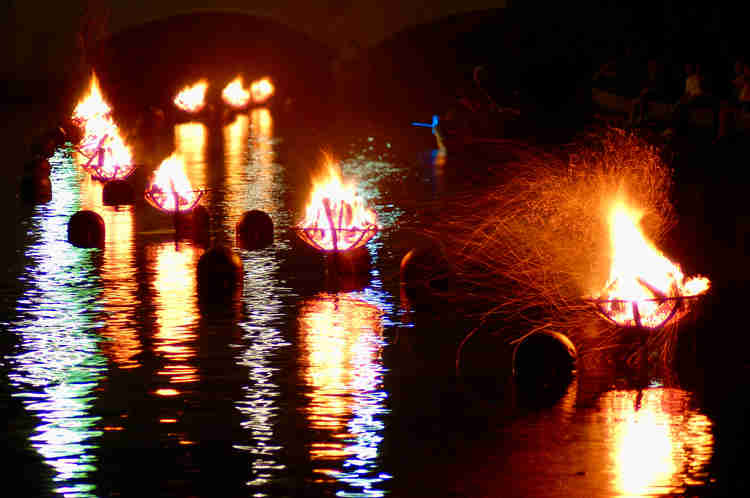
[605,388,714,496]
[174,80,208,113]
[222,76,251,109]
[299,293,384,454]
[296,157,378,252]
[250,78,275,104]
[72,74,111,125]
[72,75,134,181]
[175,122,207,197]
[100,206,141,368]
[152,243,200,389]
[145,154,204,213]
[594,198,710,329]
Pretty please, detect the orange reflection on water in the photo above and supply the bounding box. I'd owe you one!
[77,170,142,368]
[223,109,277,237]
[223,113,250,231]
[151,243,200,389]
[248,109,275,213]
[174,122,207,198]
[298,293,384,462]
[604,388,714,497]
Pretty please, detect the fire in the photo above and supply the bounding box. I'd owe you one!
[174,80,208,113]
[222,76,251,109]
[145,153,204,212]
[72,75,134,181]
[594,197,710,329]
[72,74,111,125]
[250,77,274,104]
[296,158,378,252]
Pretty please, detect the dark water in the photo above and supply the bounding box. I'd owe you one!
[0,105,745,497]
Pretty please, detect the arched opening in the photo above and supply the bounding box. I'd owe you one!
[92,12,335,120]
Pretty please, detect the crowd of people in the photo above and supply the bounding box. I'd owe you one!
[592,46,750,144]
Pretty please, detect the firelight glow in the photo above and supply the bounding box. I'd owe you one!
[594,197,710,329]
[296,157,379,252]
[250,77,275,104]
[72,75,134,181]
[174,80,208,113]
[145,154,203,212]
[72,74,111,125]
[222,76,251,109]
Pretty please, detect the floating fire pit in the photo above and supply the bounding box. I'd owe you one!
[174,80,208,115]
[250,77,274,105]
[294,159,378,253]
[222,76,251,110]
[80,136,136,182]
[145,153,204,213]
[585,198,709,331]
[72,75,135,182]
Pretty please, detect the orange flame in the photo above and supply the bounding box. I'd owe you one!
[250,77,275,104]
[174,80,208,113]
[72,74,111,125]
[296,157,378,252]
[222,76,251,109]
[594,197,709,329]
[72,75,134,180]
[145,153,203,212]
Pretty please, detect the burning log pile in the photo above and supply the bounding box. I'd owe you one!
[295,157,379,253]
[72,74,135,182]
[437,128,709,365]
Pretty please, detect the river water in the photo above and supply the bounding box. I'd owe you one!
[0,105,742,497]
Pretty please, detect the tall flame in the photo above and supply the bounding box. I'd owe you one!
[250,77,275,104]
[174,80,208,113]
[72,75,134,180]
[145,153,203,212]
[595,197,709,328]
[296,158,378,252]
[222,76,251,109]
[72,74,111,125]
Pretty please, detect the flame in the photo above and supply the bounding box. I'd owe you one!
[595,197,710,329]
[72,75,134,180]
[174,80,208,113]
[296,157,378,252]
[145,153,203,212]
[250,77,275,104]
[72,74,111,125]
[222,76,251,109]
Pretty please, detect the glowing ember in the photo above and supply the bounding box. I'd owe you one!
[592,197,710,329]
[174,81,208,113]
[296,158,378,252]
[72,74,111,125]
[250,78,274,104]
[222,76,251,109]
[145,153,204,212]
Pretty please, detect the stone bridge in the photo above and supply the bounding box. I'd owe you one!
[3,0,506,85]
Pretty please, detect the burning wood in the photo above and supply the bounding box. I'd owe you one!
[295,158,378,252]
[72,74,111,126]
[588,198,709,330]
[436,129,710,364]
[222,76,251,109]
[174,81,208,113]
[250,78,274,104]
[72,75,134,181]
[145,154,204,213]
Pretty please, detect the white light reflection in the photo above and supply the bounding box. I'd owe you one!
[230,107,293,493]
[7,149,106,497]
[299,293,390,497]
